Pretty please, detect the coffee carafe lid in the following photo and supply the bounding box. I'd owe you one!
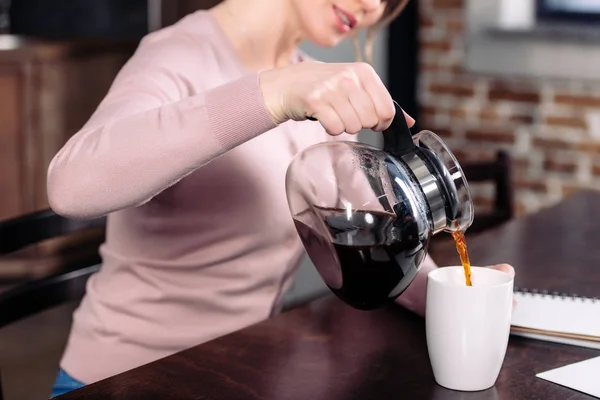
[413,130,474,233]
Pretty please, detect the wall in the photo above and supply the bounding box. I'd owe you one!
[419,0,600,215]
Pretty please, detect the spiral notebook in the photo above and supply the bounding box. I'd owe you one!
[510,288,600,350]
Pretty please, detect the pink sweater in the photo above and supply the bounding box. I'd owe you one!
[48,10,435,384]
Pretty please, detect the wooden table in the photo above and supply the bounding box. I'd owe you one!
[57,190,600,399]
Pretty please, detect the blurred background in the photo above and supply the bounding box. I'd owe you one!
[1,0,600,398]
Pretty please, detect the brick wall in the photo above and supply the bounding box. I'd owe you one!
[417,0,600,216]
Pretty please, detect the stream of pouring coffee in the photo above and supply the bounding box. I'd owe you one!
[451,231,472,286]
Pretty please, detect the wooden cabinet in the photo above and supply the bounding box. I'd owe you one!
[0,36,137,221]
[0,1,224,221]
[0,64,24,219]
[0,3,224,280]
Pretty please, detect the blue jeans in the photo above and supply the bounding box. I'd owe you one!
[50,369,85,398]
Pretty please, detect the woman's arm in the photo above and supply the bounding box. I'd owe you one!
[47,38,276,220]
[48,31,401,221]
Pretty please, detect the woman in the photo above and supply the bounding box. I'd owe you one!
[48,0,514,396]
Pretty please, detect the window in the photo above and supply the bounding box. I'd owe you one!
[537,0,600,23]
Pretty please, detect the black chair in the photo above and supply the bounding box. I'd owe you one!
[0,209,106,400]
[0,209,106,284]
[460,149,514,234]
[0,209,105,259]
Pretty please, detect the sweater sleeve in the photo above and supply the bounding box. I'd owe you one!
[47,36,276,220]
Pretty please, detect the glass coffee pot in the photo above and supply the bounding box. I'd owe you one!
[285,102,474,310]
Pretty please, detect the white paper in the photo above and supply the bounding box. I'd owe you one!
[536,356,600,398]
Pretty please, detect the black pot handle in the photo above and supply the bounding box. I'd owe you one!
[382,101,416,157]
[306,100,415,156]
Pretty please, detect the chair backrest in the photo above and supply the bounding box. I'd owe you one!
[0,209,106,326]
[0,210,106,399]
[0,264,99,329]
[0,209,105,255]
[460,150,514,234]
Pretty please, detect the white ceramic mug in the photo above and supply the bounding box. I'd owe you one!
[426,266,514,391]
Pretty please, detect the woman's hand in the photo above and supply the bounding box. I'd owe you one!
[259,61,415,136]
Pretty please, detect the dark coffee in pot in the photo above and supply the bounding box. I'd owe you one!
[293,205,428,310]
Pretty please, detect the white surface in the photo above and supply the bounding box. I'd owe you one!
[587,112,600,141]
[426,267,514,391]
[537,356,600,398]
[498,0,534,29]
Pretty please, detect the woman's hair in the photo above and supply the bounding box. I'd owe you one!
[354,0,410,64]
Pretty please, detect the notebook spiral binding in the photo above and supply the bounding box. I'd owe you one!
[514,286,599,303]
